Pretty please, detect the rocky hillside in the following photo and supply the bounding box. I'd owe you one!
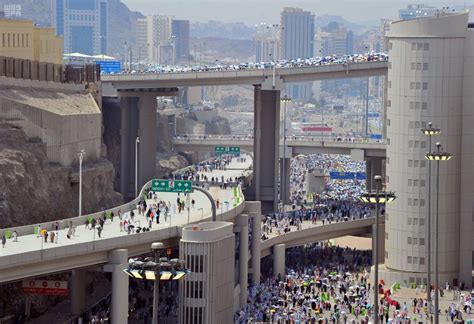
[0,123,122,228]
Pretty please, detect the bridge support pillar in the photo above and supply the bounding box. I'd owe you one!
[137,94,158,187]
[71,269,87,316]
[247,201,262,286]
[372,223,385,265]
[106,249,129,324]
[273,243,286,278]
[236,214,249,308]
[365,157,383,190]
[252,85,280,212]
[279,158,291,205]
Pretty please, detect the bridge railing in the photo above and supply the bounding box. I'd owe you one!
[174,134,386,145]
[1,156,253,237]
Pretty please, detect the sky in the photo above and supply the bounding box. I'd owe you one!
[122,0,474,24]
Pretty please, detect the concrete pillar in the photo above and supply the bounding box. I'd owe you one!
[366,157,383,190]
[372,223,385,264]
[252,85,280,212]
[247,201,262,286]
[236,214,249,308]
[108,249,129,324]
[273,243,286,278]
[71,269,87,316]
[120,97,139,199]
[279,158,291,205]
[138,95,158,187]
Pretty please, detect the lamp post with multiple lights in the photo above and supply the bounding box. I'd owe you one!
[420,122,440,308]
[281,95,291,205]
[124,242,190,324]
[359,175,396,324]
[135,136,140,197]
[425,142,452,324]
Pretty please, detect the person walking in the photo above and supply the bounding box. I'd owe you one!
[1,233,6,248]
[54,231,59,244]
[37,224,42,238]
[12,230,18,242]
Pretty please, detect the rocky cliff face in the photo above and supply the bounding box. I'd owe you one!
[0,123,122,228]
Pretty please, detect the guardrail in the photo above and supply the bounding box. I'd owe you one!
[1,156,252,238]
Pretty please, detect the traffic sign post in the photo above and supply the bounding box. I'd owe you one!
[151,179,193,193]
[214,146,240,156]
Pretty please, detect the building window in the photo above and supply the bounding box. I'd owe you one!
[416,82,421,90]
[415,121,420,128]
[413,237,418,244]
[388,81,392,88]
[410,82,415,90]
[410,101,415,109]
[408,198,413,206]
[423,43,430,51]
[423,63,428,70]
[421,141,426,148]
[414,141,420,148]
[420,218,425,225]
[409,140,414,148]
[387,119,391,126]
[414,199,419,206]
[408,160,413,167]
[420,180,425,187]
[408,217,413,225]
[408,256,412,264]
[421,121,427,128]
[387,100,391,107]
[414,160,419,167]
[408,179,413,186]
[420,199,425,207]
[421,160,426,168]
[416,63,422,70]
[408,237,412,244]
[420,257,425,265]
[420,238,425,245]
[414,179,419,186]
[413,257,419,264]
[422,82,428,90]
[413,218,418,225]
[417,43,423,50]
[411,62,416,70]
[422,102,427,110]
[411,43,416,50]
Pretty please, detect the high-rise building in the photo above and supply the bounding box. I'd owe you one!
[399,4,438,20]
[382,12,474,287]
[134,18,148,62]
[172,20,190,63]
[280,7,315,102]
[52,0,108,56]
[316,22,352,56]
[146,15,172,65]
[253,23,281,63]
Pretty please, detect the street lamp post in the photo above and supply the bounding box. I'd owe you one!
[281,96,291,205]
[78,149,86,216]
[359,176,396,324]
[425,142,452,324]
[124,242,190,324]
[420,122,440,308]
[151,242,164,324]
[135,137,140,197]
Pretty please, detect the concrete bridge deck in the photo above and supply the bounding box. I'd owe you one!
[173,136,386,158]
[101,61,388,92]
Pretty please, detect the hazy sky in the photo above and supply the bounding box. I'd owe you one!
[122,0,474,24]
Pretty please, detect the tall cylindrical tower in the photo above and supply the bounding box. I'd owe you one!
[381,13,467,286]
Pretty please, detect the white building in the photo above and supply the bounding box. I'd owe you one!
[134,18,148,62]
[381,12,474,288]
[146,15,172,65]
[179,222,235,324]
[254,23,281,63]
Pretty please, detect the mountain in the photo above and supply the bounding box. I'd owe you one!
[315,15,377,35]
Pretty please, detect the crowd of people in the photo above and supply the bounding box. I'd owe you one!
[236,243,376,323]
[111,52,388,75]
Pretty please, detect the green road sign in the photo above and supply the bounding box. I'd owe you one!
[215,146,240,155]
[151,179,193,193]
